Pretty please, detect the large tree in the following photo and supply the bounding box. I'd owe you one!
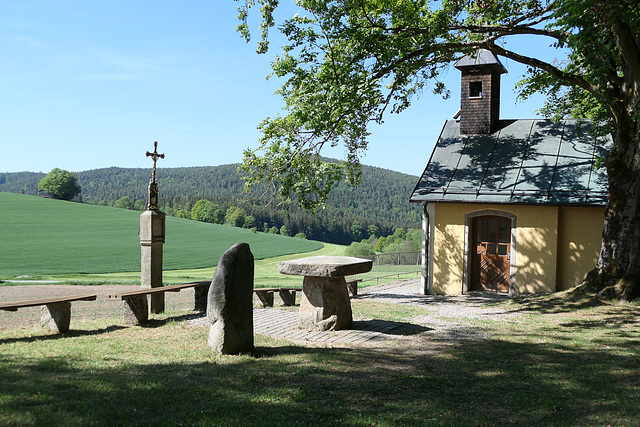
[236,0,640,299]
[38,168,81,201]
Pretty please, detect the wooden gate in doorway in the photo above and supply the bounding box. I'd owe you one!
[470,216,511,293]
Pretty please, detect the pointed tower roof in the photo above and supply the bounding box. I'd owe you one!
[454,49,507,74]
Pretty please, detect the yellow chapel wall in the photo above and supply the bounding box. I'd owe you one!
[431,203,559,295]
[431,203,467,295]
[556,206,604,291]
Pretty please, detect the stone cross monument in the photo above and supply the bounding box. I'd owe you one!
[140,141,166,314]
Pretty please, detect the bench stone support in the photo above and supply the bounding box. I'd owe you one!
[346,280,360,296]
[123,296,149,325]
[40,302,72,333]
[278,289,297,306]
[254,290,274,307]
[194,284,210,312]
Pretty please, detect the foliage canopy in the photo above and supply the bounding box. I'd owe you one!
[236,0,636,204]
[37,168,81,201]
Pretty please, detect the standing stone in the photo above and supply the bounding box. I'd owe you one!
[207,243,254,354]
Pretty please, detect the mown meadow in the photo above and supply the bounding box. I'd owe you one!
[0,192,323,280]
[0,292,639,426]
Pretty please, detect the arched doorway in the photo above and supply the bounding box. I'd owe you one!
[469,215,512,293]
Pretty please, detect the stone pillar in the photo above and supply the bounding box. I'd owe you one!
[140,209,165,314]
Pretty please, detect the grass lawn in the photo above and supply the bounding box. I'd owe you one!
[1,291,639,426]
[43,242,347,287]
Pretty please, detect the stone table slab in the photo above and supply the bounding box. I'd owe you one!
[278,256,373,278]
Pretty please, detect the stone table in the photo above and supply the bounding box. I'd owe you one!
[278,256,373,331]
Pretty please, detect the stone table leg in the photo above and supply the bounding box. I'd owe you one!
[41,302,72,333]
[299,276,352,331]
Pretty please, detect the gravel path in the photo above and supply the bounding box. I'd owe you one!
[354,279,523,341]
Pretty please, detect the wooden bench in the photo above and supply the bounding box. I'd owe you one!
[346,279,362,296]
[0,294,97,333]
[253,287,302,307]
[106,281,211,325]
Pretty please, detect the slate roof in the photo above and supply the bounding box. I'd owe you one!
[410,119,612,206]
[454,49,507,74]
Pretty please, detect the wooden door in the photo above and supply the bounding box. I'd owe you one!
[470,216,511,293]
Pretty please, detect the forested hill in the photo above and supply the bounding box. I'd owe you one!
[0,164,421,244]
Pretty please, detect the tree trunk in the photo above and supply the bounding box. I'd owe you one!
[580,107,640,300]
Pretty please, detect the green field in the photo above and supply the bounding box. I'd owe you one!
[0,192,323,279]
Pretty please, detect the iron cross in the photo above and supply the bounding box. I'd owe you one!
[145,141,165,183]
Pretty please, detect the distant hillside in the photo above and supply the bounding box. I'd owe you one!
[0,192,322,278]
[0,163,421,244]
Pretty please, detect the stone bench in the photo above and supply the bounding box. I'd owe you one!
[253,287,302,307]
[0,294,98,333]
[106,281,211,325]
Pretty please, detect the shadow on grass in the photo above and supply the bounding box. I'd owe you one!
[0,325,127,345]
[140,311,207,328]
[353,291,511,307]
[352,319,432,336]
[2,325,639,426]
[508,292,607,313]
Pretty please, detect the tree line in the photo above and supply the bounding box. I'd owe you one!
[0,163,421,245]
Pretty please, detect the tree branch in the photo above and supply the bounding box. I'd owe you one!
[612,20,640,88]
[487,43,603,96]
[455,23,565,41]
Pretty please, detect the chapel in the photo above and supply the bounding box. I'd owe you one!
[409,50,611,296]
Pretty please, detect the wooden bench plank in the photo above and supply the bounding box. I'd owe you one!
[106,281,210,300]
[0,294,98,333]
[0,294,97,311]
[106,281,211,325]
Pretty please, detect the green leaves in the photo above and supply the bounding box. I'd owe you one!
[235,0,637,210]
[37,168,81,201]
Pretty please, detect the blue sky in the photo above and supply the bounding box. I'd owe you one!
[1,1,552,177]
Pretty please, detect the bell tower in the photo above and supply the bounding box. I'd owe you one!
[454,49,507,134]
